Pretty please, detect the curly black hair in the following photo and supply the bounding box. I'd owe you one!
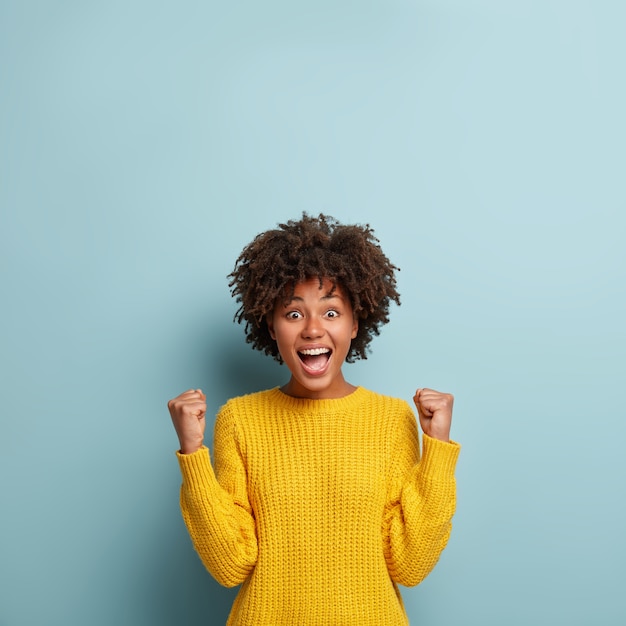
[228,213,401,363]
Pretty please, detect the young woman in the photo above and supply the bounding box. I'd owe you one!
[168,213,460,625]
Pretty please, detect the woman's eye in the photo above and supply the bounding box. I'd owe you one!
[326,310,339,319]
[286,311,302,320]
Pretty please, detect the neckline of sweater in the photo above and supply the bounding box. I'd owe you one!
[266,385,369,413]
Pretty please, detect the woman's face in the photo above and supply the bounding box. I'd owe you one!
[267,277,358,399]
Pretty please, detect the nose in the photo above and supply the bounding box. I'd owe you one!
[301,316,323,339]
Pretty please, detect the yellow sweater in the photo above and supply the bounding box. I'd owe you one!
[177,386,460,626]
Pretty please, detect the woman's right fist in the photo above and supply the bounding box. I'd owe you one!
[167,389,207,454]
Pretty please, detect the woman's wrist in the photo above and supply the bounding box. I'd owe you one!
[179,439,203,455]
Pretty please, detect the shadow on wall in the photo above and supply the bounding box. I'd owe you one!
[204,321,286,406]
[154,319,284,625]
[153,519,238,626]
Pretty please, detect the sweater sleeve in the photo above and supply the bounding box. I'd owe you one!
[177,404,258,587]
[382,408,460,587]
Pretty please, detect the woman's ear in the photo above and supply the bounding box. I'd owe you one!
[351,316,358,340]
[266,314,276,340]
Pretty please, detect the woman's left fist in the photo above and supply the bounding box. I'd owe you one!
[413,388,454,442]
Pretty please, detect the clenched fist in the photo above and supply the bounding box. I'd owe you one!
[413,388,454,443]
[168,388,207,454]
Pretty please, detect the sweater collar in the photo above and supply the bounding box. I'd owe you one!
[267,386,368,413]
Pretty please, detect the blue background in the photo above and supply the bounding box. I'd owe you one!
[1,1,625,625]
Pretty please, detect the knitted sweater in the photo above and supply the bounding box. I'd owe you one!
[177,386,460,626]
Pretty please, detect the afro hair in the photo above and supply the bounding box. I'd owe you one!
[228,213,401,363]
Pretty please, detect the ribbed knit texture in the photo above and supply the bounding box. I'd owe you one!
[177,386,460,626]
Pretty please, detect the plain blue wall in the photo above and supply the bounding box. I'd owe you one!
[1,1,625,625]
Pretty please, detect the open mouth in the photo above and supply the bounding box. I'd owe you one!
[298,347,332,372]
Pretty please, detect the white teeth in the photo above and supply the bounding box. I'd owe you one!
[299,348,330,356]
